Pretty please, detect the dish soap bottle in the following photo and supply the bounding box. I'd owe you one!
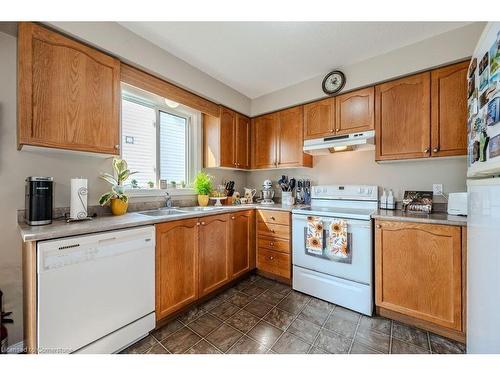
[380,189,387,209]
[387,190,395,210]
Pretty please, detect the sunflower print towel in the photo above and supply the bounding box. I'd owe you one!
[306,216,324,255]
[327,219,351,263]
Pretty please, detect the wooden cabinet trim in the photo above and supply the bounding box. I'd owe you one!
[121,64,220,118]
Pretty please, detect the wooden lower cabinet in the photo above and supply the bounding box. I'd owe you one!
[230,210,255,279]
[256,210,292,282]
[156,211,256,321]
[198,214,230,297]
[375,220,465,339]
[156,218,199,320]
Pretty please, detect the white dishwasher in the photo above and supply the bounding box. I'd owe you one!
[37,226,155,354]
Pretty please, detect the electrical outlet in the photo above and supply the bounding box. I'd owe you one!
[433,184,443,195]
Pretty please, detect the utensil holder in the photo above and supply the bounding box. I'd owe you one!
[282,191,295,206]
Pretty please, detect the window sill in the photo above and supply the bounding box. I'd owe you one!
[126,188,196,198]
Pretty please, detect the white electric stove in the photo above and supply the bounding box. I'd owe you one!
[291,185,378,316]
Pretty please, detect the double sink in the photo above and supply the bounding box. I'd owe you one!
[138,206,224,217]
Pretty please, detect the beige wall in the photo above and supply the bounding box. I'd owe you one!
[246,152,467,203]
[251,23,485,116]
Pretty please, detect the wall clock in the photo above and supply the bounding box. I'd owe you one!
[322,70,346,95]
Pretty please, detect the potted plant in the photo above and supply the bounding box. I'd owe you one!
[99,158,137,216]
[193,172,213,206]
[147,180,155,189]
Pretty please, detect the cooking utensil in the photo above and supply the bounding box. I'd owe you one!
[289,178,296,192]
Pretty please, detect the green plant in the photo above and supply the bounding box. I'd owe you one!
[147,180,155,189]
[99,158,137,206]
[130,179,139,189]
[193,172,213,195]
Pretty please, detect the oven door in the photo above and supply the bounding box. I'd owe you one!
[292,213,372,284]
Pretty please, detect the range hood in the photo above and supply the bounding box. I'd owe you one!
[303,130,375,155]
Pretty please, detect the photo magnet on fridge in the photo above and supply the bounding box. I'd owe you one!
[468,75,476,98]
[489,133,500,159]
[480,131,490,162]
[490,31,500,77]
[487,97,500,126]
[479,52,489,92]
[469,57,477,78]
[479,90,489,109]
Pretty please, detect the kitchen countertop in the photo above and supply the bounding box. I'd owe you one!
[372,209,467,227]
[18,204,308,242]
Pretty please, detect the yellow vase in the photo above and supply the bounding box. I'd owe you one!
[110,198,128,216]
[198,195,209,207]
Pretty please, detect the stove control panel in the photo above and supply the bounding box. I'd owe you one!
[312,185,378,201]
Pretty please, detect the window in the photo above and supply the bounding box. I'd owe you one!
[120,88,201,193]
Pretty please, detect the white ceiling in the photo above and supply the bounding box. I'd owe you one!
[120,22,470,99]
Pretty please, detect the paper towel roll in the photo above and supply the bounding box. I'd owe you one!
[70,178,88,220]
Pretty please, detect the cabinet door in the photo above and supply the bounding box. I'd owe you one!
[431,61,469,157]
[252,114,278,169]
[156,219,199,320]
[235,114,250,169]
[335,86,374,135]
[375,72,431,161]
[18,22,120,155]
[303,98,335,139]
[199,214,230,297]
[277,106,311,167]
[219,107,236,167]
[375,220,462,330]
[229,210,255,279]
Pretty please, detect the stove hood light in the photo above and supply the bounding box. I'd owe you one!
[329,145,353,153]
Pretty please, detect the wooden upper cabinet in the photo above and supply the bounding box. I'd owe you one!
[156,219,199,321]
[335,86,374,135]
[235,114,250,169]
[375,220,462,331]
[375,72,431,161]
[18,22,120,155]
[198,214,230,297]
[252,113,278,169]
[203,107,250,169]
[229,210,255,279]
[303,97,335,139]
[431,61,469,157]
[277,106,312,168]
[219,107,236,167]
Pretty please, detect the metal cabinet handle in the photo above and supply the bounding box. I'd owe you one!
[330,129,334,133]
[336,128,340,132]
[231,216,235,220]
[270,216,275,220]
[196,222,201,226]
[270,242,274,246]
[269,256,274,260]
[376,224,381,229]
[424,148,430,153]
[114,144,120,149]
[433,147,440,153]
[201,222,205,225]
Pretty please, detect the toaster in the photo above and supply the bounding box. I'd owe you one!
[448,192,468,216]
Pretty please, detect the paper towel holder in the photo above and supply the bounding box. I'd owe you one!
[67,178,93,223]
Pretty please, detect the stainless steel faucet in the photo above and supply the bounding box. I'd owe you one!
[164,192,173,208]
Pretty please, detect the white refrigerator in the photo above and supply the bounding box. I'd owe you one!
[466,22,500,354]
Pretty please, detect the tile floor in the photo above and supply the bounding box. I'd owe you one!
[121,274,466,354]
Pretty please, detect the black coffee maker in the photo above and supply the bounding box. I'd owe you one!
[25,177,53,226]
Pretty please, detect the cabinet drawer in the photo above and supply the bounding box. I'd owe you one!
[257,248,291,279]
[257,222,290,240]
[257,210,290,225]
[257,237,290,254]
